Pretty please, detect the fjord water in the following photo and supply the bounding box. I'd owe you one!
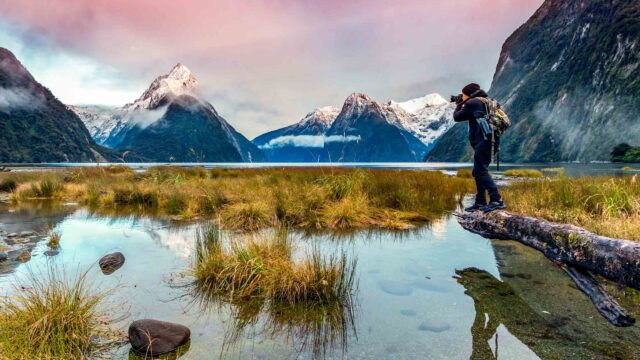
[1,200,639,359]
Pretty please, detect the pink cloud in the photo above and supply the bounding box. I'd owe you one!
[0,0,545,138]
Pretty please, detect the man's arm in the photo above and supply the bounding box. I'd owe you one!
[453,101,473,122]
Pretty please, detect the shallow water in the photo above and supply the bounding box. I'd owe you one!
[1,203,639,359]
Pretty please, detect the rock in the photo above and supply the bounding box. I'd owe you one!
[44,250,59,257]
[400,309,417,317]
[418,320,450,333]
[16,249,31,262]
[19,231,34,237]
[99,252,125,275]
[128,319,191,356]
[0,252,7,261]
[378,280,413,296]
[7,233,18,238]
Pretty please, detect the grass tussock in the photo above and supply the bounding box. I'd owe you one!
[504,176,640,240]
[0,267,124,359]
[48,227,61,249]
[456,168,473,178]
[8,167,474,230]
[0,178,17,193]
[504,169,544,178]
[193,225,357,306]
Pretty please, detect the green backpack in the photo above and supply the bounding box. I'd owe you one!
[478,97,511,170]
[478,97,511,136]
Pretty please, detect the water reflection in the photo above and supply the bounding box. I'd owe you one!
[456,241,640,359]
[2,203,640,359]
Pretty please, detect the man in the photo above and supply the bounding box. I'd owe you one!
[454,83,506,213]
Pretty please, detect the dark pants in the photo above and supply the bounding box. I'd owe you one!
[472,141,501,205]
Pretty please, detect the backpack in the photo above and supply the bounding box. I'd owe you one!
[478,97,511,136]
[478,97,511,170]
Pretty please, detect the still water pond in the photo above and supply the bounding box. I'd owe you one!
[1,202,639,359]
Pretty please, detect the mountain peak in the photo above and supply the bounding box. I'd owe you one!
[123,63,199,112]
[390,93,448,114]
[339,92,380,119]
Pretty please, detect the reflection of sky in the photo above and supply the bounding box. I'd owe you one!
[1,208,589,359]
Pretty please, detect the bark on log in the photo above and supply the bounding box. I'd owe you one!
[456,210,640,326]
[561,265,635,327]
[456,210,640,289]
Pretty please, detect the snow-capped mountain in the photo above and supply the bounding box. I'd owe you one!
[323,93,428,162]
[252,106,340,162]
[384,94,454,150]
[72,64,265,162]
[122,63,198,112]
[72,63,200,148]
[67,105,122,146]
[252,93,452,162]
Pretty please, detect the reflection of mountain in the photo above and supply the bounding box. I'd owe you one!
[456,241,640,359]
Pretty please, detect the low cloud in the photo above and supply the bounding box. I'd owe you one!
[123,105,169,129]
[0,87,45,111]
[259,134,360,149]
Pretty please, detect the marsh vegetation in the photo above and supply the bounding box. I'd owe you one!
[504,175,640,240]
[0,267,124,359]
[2,166,474,230]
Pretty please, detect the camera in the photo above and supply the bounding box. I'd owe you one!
[450,94,463,104]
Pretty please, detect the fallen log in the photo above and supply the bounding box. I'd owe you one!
[456,210,640,290]
[456,210,640,327]
[561,265,635,327]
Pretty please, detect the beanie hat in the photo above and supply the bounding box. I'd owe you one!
[462,83,481,96]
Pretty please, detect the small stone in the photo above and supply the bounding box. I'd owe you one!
[44,250,59,257]
[378,280,413,296]
[19,231,34,237]
[400,309,417,317]
[16,250,31,262]
[99,252,125,275]
[129,319,190,356]
[8,233,18,238]
[418,320,450,333]
[0,252,7,261]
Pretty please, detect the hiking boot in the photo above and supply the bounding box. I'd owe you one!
[464,203,485,212]
[482,200,507,213]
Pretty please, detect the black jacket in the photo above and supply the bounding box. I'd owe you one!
[453,90,495,149]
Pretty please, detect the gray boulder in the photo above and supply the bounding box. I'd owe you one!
[98,252,125,275]
[128,319,190,356]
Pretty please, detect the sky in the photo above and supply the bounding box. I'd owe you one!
[0,0,544,139]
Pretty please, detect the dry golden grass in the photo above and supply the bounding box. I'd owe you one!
[192,225,356,306]
[503,176,640,240]
[504,169,544,178]
[4,167,474,230]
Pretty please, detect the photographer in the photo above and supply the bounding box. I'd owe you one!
[452,83,506,213]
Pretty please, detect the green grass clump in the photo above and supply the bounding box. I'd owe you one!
[193,225,357,306]
[503,176,640,240]
[16,176,65,199]
[48,228,61,249]
[0,267,123,358]
[504,169,544,178]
